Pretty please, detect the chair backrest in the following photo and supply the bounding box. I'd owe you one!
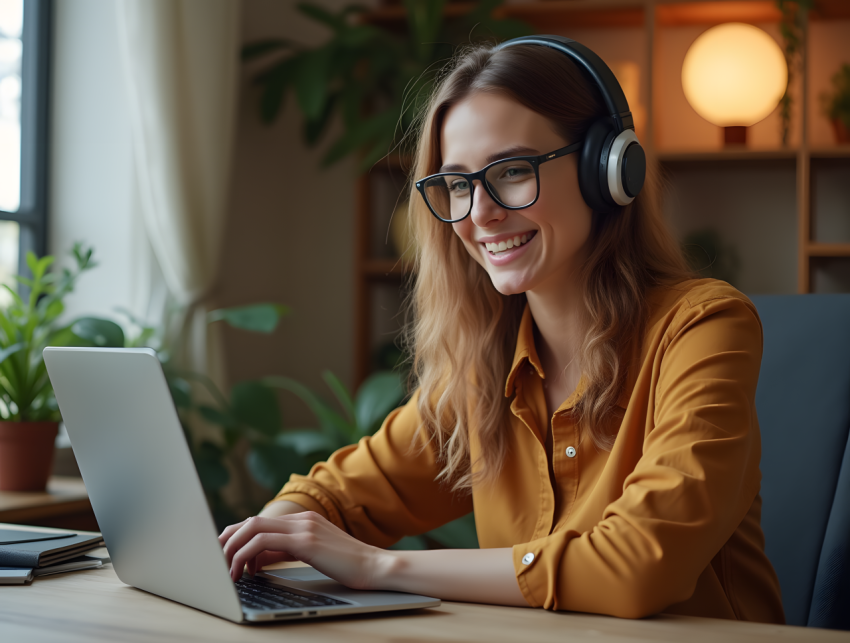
[750,294,850,630]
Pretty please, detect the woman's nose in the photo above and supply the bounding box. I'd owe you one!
[470,180,507,227]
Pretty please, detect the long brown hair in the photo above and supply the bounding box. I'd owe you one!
[402,43,691,490]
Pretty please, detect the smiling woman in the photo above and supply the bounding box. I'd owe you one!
[220,38,786,624]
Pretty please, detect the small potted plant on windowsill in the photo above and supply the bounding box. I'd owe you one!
[0,244,124,491]
[820,63,850,145]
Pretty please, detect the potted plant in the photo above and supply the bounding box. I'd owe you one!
[0,244,123,491]
[820,63,850,144]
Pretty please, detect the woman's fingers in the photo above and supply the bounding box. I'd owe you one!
[218,518,250,546]
[230,532,306,581]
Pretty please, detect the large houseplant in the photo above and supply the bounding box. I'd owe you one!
[242,0,532,170]
[0,244,124,491]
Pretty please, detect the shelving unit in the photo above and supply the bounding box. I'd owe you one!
[353,0,850,384]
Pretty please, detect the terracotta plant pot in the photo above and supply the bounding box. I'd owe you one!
[0,421,59,491]
[831,118,850,144]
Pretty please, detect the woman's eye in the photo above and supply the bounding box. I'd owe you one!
[449,180,469,193]
[502,166,532,180]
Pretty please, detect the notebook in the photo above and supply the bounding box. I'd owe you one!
[0,529,104,568]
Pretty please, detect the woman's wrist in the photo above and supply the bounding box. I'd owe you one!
[366,548,407,592]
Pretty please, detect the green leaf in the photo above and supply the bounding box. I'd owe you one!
[296,2,346,32]
[257,55,302,124]
[321,109,398,168]
[194,441,230,491]
[322,371,355,422]
[207,303,290,334]
[0,343,23,367]
[70,317,125,348]
[354,370,404,436]
[241,38,292,61]
[247,443,307,491]
[274,429,335,456]
[295,45,334,120]
[230,381,281,435]
[424,513,478,549]
[262,376,353,445]
[198,404,237,429]
[169,377,192,409]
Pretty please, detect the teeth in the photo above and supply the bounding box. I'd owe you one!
[485,233,535,255]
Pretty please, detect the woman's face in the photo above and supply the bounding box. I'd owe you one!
[442,92,593,296]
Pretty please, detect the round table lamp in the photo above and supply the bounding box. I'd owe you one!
[682,22,787,146]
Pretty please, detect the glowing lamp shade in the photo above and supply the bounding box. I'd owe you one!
[682,23,787,128]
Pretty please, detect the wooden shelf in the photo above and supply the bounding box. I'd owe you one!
[657,148,799,163]
[655,1,783,27]
[365,1,646,30]
[809,146,850,159]
[807,243,850,258]
[362,258,411,279]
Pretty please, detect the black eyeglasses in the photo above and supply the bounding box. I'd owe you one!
[415,141,583,223]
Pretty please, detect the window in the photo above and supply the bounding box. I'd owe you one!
[0,0,49,305]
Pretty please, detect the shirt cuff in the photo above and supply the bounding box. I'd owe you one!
[512,540,547,608]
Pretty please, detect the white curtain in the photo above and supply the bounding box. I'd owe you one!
[116,0,240,384]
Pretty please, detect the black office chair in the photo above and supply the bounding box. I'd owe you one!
[750,294,850,630]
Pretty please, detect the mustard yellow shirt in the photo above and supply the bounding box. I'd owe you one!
[271,279,785,622]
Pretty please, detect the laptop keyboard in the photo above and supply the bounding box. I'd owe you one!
[236,576,348,611]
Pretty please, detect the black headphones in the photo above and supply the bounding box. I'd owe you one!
[493,35,646,214]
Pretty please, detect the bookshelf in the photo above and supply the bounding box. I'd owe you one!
[353,0,850,384]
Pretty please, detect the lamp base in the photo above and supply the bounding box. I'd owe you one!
[724,126,747,146]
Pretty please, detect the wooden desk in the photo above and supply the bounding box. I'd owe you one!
[0,526,846,643]
[0,477,98,531]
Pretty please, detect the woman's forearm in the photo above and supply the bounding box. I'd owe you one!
[373,547,528,607]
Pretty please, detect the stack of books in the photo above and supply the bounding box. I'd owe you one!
[0,528,108,585]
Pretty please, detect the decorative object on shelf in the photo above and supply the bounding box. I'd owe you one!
[777,0,815,147]
[820,63,850,144]
[0,244,125,491]
[682,22,787,147]
[681,228,741,287]
[241,0,532,171]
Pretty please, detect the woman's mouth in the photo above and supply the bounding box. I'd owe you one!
[484,231,537,255]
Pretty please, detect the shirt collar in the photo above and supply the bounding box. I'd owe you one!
[504,303,633,412]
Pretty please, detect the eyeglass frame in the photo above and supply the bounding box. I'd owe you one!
[414,140,584,223]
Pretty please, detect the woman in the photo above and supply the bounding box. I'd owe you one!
[220,41,785,622]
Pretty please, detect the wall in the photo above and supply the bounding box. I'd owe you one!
[219,0,371,425]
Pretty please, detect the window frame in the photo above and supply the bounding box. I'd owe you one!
[0,0,51,274]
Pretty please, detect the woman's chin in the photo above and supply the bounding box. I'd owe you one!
[488,272,535,296]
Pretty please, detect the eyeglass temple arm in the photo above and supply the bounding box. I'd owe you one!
[537,140,584,165]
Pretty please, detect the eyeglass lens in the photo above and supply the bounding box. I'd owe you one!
[422,158,538,221]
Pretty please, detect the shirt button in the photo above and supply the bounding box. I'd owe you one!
[521,553,535,565]
[565,446,576,458]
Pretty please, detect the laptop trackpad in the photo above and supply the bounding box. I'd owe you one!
[264,567,332,583]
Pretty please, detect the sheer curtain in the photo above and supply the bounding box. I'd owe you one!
[116,0,240,384]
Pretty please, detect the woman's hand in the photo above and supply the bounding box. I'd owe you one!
[218,512,387,590]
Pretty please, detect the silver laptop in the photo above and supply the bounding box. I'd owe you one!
[43,347,440,623]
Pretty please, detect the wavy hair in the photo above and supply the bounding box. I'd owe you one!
[402,43,692,491]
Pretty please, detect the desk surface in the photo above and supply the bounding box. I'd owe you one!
[0,524,846,643]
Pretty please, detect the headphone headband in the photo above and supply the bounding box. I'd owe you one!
[493,35,635,134]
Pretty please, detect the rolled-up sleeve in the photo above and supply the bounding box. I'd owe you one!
[512,295,764,617]
[268,390,473,548]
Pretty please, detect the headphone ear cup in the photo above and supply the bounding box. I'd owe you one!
[578,118,618,214]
